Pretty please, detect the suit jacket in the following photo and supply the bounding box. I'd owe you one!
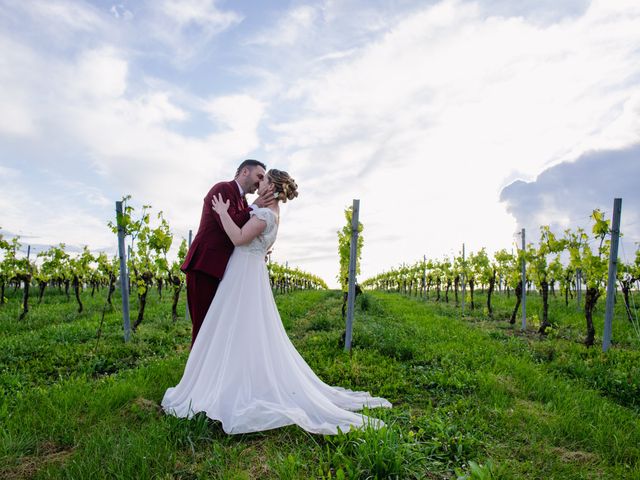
[181,180,253,279]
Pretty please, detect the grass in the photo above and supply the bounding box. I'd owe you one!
[0,285,639,479]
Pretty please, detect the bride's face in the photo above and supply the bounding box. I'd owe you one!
[257,176,272,196]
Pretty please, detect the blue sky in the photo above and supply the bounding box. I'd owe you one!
[1,0,639,287]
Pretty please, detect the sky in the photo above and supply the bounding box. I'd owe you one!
[1,0,639,288]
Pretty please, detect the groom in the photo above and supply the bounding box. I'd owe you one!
[181,159,275,348]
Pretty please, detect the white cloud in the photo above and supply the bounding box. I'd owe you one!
[0,166,19,178]
[0,8,263,255]
[58,82,265,236]
[204,94,265,133]
[259,0,640,284]
[0,168,114,252]
[0,34,40,136]
[159,0,239,28]
[0,95,35,137]
[500,144,640,257]
[73,47,128,98]
[130,92,188,126]
[145,0,243,63]
[1,0,639,287]
[248,5,318,46]
[14,0,106,33]
[110,4,133,21]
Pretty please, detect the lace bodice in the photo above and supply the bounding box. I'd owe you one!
[236,208,278,256]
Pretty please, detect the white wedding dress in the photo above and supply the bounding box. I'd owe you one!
[161,207,392,435]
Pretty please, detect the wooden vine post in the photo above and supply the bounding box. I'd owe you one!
[603,198,622,352]
[115,201,131,342]
[344,199,360,353]
[520,228,527,330]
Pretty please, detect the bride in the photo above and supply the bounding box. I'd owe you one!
[161,169,392,435]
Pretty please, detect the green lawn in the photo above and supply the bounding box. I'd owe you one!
[1,286,639,479]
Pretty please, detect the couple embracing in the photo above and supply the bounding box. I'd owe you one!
[161,160,391,435]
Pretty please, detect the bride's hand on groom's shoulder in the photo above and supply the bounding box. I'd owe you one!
[211,193,230,214]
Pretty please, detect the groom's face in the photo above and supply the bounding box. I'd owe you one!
[243,166,266,194]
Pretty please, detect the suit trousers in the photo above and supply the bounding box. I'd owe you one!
[186,270,221,349]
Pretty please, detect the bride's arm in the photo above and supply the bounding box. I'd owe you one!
[212,194,266,246]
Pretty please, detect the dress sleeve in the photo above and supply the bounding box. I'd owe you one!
[250,208,274,229]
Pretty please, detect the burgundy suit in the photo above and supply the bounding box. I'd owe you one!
[181,180,252,347]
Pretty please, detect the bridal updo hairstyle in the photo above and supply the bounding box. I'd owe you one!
[268,169,298,203]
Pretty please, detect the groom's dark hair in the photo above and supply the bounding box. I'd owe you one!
[235,159,266,177]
